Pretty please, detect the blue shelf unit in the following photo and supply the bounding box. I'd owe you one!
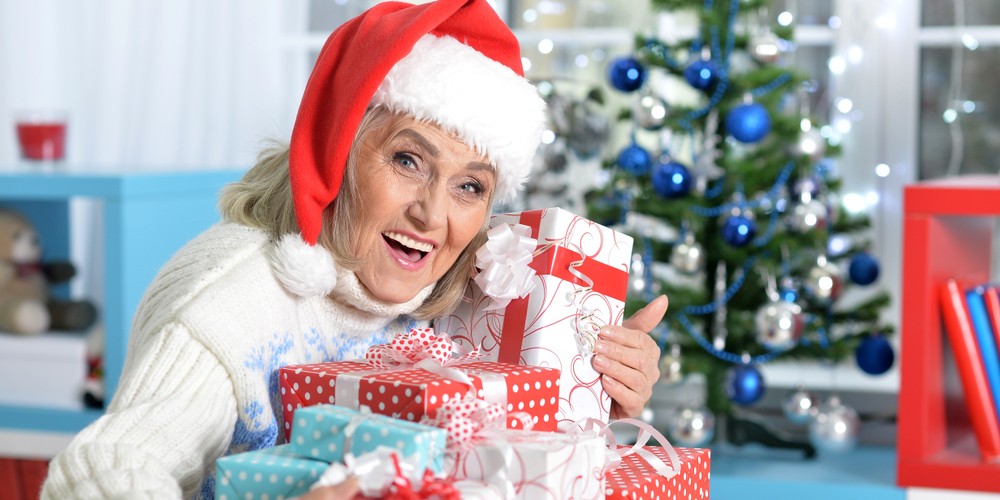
[0,168,244,434]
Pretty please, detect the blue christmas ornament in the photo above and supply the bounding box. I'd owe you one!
[652,160,692,198]
[855,335,894,375]
[721,213,757,247]
[616,143,652,175]
[848,252,880,286]
[608,56,647,93]
[683,59,718,90]
[726,103,771,143]
[726,364,766,406]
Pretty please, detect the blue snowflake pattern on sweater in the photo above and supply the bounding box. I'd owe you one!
[199,318,422,498]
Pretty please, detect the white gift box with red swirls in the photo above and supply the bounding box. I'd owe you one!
[437,207,633,428]
[449,427,609,499]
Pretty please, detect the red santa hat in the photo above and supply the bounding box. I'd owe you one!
[289,0,547,245]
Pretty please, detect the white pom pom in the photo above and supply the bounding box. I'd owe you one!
[269,233,338,297]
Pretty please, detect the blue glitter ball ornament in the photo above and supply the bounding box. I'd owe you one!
[848,252,880,286]
[651,160,692,198]
[607,56,647,93]
[683,59,718,90]
[726,364,766,406]
[855,335,894,375]
[616,143,652,175]
[721,214,757,247]
[726,103,772,143]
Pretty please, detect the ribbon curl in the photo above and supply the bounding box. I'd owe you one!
[573,417,681,480]
[473,223,538,310]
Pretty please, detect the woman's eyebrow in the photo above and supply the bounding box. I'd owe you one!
[395,129,439,156]
[395,128,492,173]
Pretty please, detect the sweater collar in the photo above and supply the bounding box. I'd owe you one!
[268,232,434,318]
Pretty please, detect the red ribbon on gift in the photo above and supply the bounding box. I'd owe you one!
[498,210,629,364]
[364,327,482,371]
[366,327,460,368]
[384,454,461,500]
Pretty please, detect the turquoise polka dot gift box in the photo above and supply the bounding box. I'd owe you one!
[215,444,327,500]
[289,404,447,475]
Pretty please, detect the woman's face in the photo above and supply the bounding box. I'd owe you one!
[351,114,494,304]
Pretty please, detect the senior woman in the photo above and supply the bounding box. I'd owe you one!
[41,1,667,498]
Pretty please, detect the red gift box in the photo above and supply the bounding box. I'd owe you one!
[279,360,560,441]
[605,446,711,500]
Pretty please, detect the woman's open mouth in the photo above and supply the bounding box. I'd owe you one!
[383,231,432,263]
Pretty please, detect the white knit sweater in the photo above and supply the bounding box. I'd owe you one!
[41,223,433,499]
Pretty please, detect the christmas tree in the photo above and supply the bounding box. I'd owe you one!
[588,0,894,454]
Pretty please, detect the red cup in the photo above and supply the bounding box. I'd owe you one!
[15,112,67,161]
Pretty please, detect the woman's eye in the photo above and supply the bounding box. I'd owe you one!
[393,152,418,170]
[460,180,484,195]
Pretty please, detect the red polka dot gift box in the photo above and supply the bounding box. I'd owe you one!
[605,446,711,500]
[279,358,560,441]
[435,207,634,428]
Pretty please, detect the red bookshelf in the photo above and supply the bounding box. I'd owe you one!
[898,175,1000,492]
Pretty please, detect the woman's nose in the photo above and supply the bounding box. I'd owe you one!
[407,185,447,229]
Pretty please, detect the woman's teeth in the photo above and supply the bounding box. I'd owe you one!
[384,232,433,253]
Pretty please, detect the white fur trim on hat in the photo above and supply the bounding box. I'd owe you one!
[373,34,546,204]
[270,233,338,297]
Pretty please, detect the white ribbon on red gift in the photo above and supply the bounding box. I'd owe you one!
[473,223,538,310]
[573,417,681,480]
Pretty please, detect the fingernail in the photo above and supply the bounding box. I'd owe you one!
[592,355,607,368]
[594,340,606,353]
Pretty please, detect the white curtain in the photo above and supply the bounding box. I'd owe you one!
[0,0,290,168]
[0,0,292,310]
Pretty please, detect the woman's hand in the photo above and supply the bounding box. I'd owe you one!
[592,295,669,419]
[297,477,360,500]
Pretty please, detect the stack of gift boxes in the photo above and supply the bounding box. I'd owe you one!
[216,208,711,499]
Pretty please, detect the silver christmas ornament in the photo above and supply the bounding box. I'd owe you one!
[633,92,669,131]
[809,395,860,454]
[658,344,683,385]
[668,405,716,448]
[670,231,705,274]
[782,387,818,424]
[755,270,804,350]
[825,191,841,226]
[711,262,729,351]
[640,407,655,424]
[628,253,649,298]
[749,31,782,64]
[792,176,821,200]
[566,95,611,159]
[794,128,826,162]
[690,109,725,196]
[803,255,843,304]
[754,300,804,351]
[787,197,829,233]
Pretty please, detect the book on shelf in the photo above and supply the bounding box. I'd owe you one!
[985,285,1000,361]
[939,279,1000,462]
[966,286,1000,422]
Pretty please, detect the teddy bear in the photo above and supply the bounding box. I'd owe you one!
[0,208,98,335]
